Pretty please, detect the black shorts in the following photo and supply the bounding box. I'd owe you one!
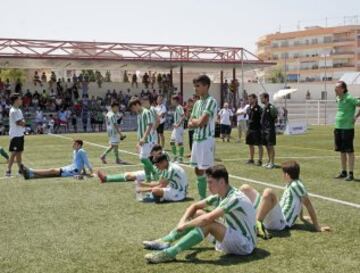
[334,129,354,153]
[262,130,276,146]
[220,124,231,135]
[157,123,165,134]
[9,136,24,152]
[246,129,262,146]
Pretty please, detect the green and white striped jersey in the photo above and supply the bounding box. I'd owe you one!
[159,163,188,193]
[137,108,154,143]
[106,111,118,137]
[149,106,158,140]
[191,95,218,142]
[173,105,185,128]
[279,180,308,227]
[206,186,257,245]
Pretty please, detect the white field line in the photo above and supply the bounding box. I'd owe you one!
[50,134,360,209]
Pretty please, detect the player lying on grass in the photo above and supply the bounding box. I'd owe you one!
[97,144,163,183]
[240,160,330,239]
[21,139,94,179]
[142,165,257,264]
[136,153,188,203]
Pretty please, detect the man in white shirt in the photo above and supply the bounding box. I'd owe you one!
[236,101,250,143]
[218,102,233,142]
[7,93,26,177]
[155,95,167,148]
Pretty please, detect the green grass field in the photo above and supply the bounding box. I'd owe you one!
[0,126,359,273]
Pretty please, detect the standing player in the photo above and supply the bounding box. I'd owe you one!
[189,75,218,199]
[170,95,185,162]
[129,98,155,182]
[335,81,360,181]
[240,160,330,238]
[22,139,94,179]
[155,95,167,148]
[218,102,233,142]
[260,93,278,169]
[142,165,257,264]
[141,96,159,147]
[100,102,127,164]
[246,94,263,166]
[6,93,25,177]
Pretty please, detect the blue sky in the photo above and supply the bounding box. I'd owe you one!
[1,0,359,53]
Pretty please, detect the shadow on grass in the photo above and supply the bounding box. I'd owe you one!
[154,197,195,205]
[268,228,291,238]
[291,223,317,232]
[174,247,270,265]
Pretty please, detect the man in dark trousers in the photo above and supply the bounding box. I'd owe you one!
[260,92,278,169]
[246,94,263,166]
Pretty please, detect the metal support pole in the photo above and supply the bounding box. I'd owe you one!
[241,50,245,101]
[324,55,327,125]
[220,70,224,107]
[317,100,320,125]
[232,67,236,108]
[180,66,183,104]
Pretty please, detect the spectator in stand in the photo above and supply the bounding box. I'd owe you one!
[218,102,233,142]
[155,95,167,148]
[81,106,89,132]
[132,73,138,88]
[41,72,47,84]
[0,78,4,93]
[96,110,104,132]
[157,73,162,89]
[35,108,44,134]
[236,101,250,143]
[151,73,156,89]
[57,108,68,133]
[33,71,42,86]
[49,71,57,88]
[15,79,22,94]
[90,110,96,132]
[143,72,150,89]
[71,112,78,133]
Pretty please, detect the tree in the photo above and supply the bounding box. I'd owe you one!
[0,68,26,83]
[266,66,285,83]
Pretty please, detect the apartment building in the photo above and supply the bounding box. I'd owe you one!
[257,25,360,82]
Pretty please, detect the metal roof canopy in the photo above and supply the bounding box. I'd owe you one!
[0,38,274,71]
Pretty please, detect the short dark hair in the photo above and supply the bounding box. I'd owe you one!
[150,144,162,153]
[74,139,83,147]
[152,153,169,164]
[248,93,257,99]
[193,75,211,87]
[336,81,348,93]
[111,101,119,108]
[260,92,269,100]
[205,165,229,184]
[171,95,180,102]
[128,98,141,108]
[281,160,300,180]
[10,93,21,105]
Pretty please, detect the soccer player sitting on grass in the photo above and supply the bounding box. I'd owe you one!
[97,144,163,183]
[129,98,156,182]
[136,153,188,203]
[100,102,127,165]
[240,160,330,239]
[21,139,94,179]
[142,165,257,264]
[170,95,185,163]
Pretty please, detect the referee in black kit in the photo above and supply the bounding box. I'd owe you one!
[246,94,263,166]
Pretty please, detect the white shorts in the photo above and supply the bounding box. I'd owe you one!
[190,138,215,170]
[60,165,80,177]
[132,170,145,181]
[109,135,120,145]
[139,143,153,159]
[215,227,255,255]
[170,127,184,144]
[162,187,186,201]
[263,203,287,231]
[237,120,248,132]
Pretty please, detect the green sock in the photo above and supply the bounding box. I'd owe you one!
[102,147,112,157]
[197,175,207,200]
[105,173,127,182]
[141,158,153,182]
[171,143,177,158]
[161,227,193,243]
[178,146,184,160]
[164,227,204,258]
[0,148,9,160]
[113,148,119,161]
